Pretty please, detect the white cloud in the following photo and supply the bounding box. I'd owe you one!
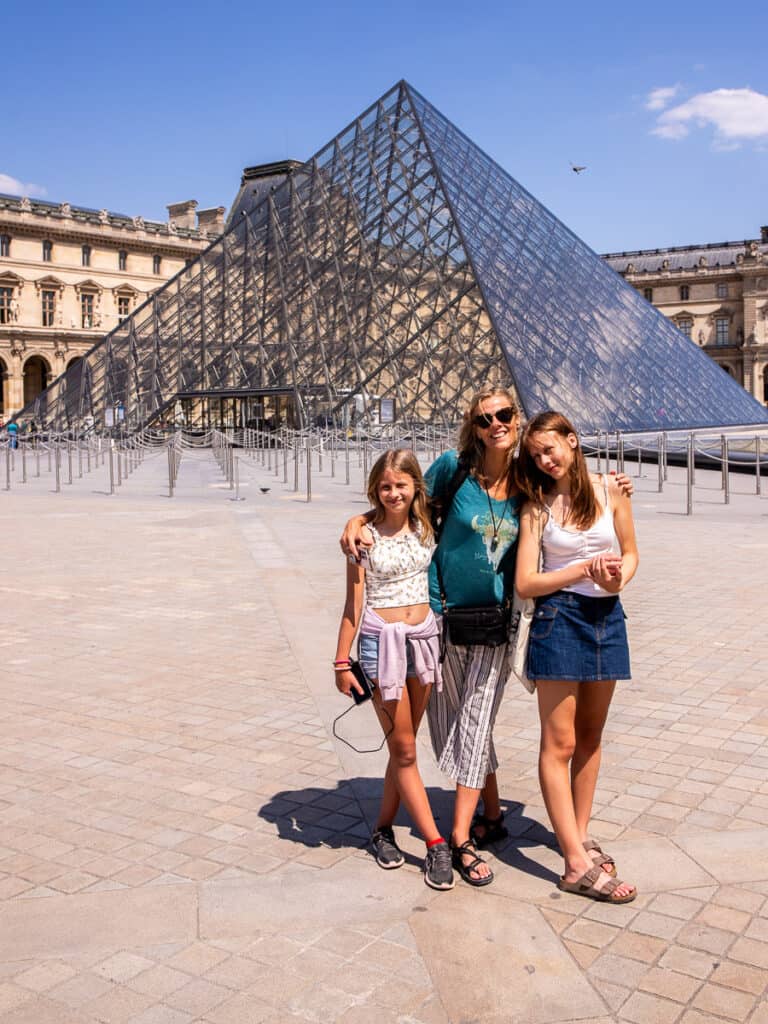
[652,88,768,147]
[645,86,680,111]
[0,173,47,198]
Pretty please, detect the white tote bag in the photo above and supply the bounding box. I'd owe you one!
[509,508,544,694]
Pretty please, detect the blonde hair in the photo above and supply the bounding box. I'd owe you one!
[366,449,433,545]
[456,386,520,482]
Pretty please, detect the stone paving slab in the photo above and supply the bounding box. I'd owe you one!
[1,441,767,1022]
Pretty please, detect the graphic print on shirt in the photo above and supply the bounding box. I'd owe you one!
[471,512,518,571]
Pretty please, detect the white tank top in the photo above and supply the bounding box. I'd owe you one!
[542,477,619,597]
[361,523,434,608]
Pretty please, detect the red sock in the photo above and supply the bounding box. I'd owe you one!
[426,836,445,848]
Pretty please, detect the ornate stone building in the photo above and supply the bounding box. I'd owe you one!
[603,228,768,407]
[0,195,223,418]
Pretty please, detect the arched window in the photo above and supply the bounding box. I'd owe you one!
[152,254,162,275]
[679,285,689,301]
[23,355,51,405]
[42,239,53,262]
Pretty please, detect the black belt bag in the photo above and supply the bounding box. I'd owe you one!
[442,602,511,648]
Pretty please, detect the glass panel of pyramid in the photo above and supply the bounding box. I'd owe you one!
[21,81,768,434]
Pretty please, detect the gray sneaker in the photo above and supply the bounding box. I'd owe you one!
[371,826,405,869]
[424,840,454,890]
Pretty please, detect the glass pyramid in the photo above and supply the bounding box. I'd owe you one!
[22,81,768,434]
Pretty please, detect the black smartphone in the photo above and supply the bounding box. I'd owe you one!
[349,659,375,704]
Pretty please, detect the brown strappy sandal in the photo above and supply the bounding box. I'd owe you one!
[583,838,617,877]
[558,864,636,904]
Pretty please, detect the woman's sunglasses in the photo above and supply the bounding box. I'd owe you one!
[473,406,516,429]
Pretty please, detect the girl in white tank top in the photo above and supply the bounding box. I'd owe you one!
[515,411,639,907]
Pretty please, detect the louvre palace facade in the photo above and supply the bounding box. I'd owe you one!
[0,196,222,419]
[604,230,768,407]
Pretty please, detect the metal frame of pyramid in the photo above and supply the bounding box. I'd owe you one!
[20,81,768,434]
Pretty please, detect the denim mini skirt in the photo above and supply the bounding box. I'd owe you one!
[527,590,630,682]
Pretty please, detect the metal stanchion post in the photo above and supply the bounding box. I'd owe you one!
[47,446,52,472]
[5,445,10,490]
[87,444,91,473]
[318,436,323,474]
[722,436,730,505]
[230,456,245,501]
[345,430,350,485]
[66,442,73,484]
[662,432,668,481]
[168,444,174,498]
[596,432,602,473]
[108,444,114,495]
[306,432,312,502]
[618,433,624,474]
[294,435,300,492]
[78,443,83,478]
[362,439,369,488]
[330,431,336,478]
[756,436,762,496]
[686,433,694,516]
[21,445,27,484]
[55,445,61,493]
[283,431,288,483]
[720,434,727,493]
[36,447,41,478]
[636,443,642,477]
[116,446,122,487]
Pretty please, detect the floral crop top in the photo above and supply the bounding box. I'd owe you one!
[360,523,435,608]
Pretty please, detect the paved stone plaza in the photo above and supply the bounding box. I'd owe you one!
[1,440,767,1024]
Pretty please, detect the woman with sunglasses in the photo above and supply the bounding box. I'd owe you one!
[342,387,522,886]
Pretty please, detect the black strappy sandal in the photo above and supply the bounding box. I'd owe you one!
[470,812,509,850]
[451,840,494,887]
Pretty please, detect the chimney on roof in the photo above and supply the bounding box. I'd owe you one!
[197,207,225,236]
[761,226,768,243]
[167,200,198,230]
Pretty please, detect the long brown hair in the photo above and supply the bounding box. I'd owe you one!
[457,386,520,487]
[516,411,598,529]
[366,449,434,545]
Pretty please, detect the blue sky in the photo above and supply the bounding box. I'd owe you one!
[4,0,767,253]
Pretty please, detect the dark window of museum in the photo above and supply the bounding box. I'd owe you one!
[678,317,693,338]
[42,239,53,262]
[81,293,95,329]
[82,244,91,268]
[152,254,162,275]
[117,294,131,323]
[716,283,728,298]
[643,287,653,301]
[42,289,56,327]
[0,286,12,323]
[679,285,689,301]
[0,235,10,258]
[715,317,729,345]
[119,250,127,271]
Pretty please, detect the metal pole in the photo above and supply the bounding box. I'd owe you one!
[596,432,602,473]
[5,445,10,491]
[36,446,41,478]
[67,442,73,484]
[108,444,114,495]
[756,436,762,496]
[294,434,300,492]
[657,435,663,492]
[21,445,27,483]
[330,430,336,478]
[617,433,624,474]
[636,443,642,478]
[55,445,61,493]
[662,432,669,481]
[230,456,245,501]
[720,434,727,493]
[722,436,730,505]
[87,443,91,473]
[116,446,122,487]
[306,432,312,502]
[78,443,83,478]
[47,445,52,472]
[686,433,694,516]
[345,429,350,485]
[283,431,288,483]
[168,443,174,498]
[318,436,323,474]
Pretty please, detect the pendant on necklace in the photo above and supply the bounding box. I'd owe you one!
[491,535,499,553]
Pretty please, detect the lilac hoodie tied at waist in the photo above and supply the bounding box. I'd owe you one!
[360,607,442,701]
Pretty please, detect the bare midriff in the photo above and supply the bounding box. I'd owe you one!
[372,602,431,624]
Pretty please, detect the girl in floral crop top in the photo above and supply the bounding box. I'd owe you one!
[334,449,454,891]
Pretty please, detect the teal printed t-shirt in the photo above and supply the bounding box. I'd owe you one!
[425,450,521,613]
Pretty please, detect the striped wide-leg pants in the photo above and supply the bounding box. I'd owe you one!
[427,639,511,789]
